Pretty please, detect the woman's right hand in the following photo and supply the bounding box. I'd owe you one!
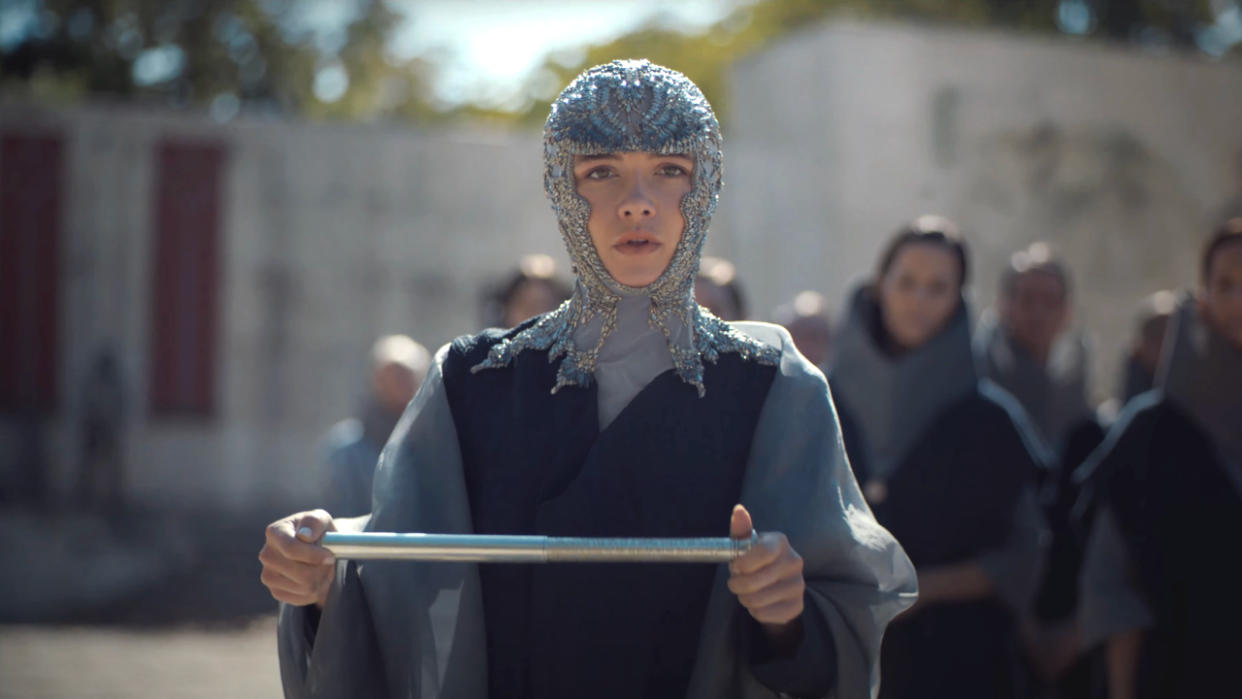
[259,509,337,608]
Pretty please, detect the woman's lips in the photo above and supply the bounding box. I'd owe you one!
[613,235,662,256]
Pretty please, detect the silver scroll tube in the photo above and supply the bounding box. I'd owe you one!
[321,532,757,563]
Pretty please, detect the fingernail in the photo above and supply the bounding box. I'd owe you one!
[297,526,313,540]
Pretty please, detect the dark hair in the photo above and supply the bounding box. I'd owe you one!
[696,256,748,319]
[498,270,570,311]
[875,215,970,287]
[1202,218,1242,284]
[1000,241,1071,299]
[485,254,572,327]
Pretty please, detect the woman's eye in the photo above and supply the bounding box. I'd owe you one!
[657,164,689,177]
[584,167,614,180]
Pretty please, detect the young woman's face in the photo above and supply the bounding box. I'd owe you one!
[877,243,962,351]
[573,151,693,288]
[1201,242,1242,351]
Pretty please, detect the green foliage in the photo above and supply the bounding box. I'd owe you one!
[0,0,436,121]
[0,0,1233,125]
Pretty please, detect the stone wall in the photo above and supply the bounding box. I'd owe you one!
[0,102,568,511]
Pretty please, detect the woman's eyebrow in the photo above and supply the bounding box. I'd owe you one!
[575,153,621,162]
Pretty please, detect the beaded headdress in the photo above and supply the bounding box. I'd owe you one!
[472,60,776,394]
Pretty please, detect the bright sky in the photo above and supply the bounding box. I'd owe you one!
[386,0,745,108]
[0,1,745,109]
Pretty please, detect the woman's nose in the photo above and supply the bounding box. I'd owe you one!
[618,181,655,219]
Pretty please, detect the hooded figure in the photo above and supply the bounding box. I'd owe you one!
[272,60,915,699]
[827,221,1047,699]
[972,249,1107,687]
[1076,295,1242,699]
[974,312,1097,454]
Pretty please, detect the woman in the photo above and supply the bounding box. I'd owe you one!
[973,245,1104,696]
[828,217,1047,699]
[259,60,915,699]
[1076,220,1242,699]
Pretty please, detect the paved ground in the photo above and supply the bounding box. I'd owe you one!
[0,506,290,697]
[0,616,283,699]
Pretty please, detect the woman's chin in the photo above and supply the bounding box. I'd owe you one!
[608,267,664,288]
[617,276,659,288]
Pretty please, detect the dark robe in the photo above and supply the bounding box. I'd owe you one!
[1026,418,1105,699]
[1076,396,1242,698]
[442,325,829,698]
[864,387,1043,699]
[1074,298,1242,699]
[974,315,1105,699]
[830,288,1045,699]
[277,319,922,699]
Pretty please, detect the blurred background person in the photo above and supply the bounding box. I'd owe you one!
[828,216,1047,699]
[77,349,127,514]
[694,255,748,320]
[772,290,834,368]
[974,243,1105,697]
[1076,220,1242,699]
[1116,290,1177,406]
[321,335,430,518]
[976,242,1102,456]
[482,253,572,329]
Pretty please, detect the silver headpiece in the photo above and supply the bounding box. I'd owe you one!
[472,60,776,395]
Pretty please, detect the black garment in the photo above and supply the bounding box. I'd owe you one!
[1028,418,1105,699]
[834,384,1041,699]
[1033,418,1105,623]
[441,325,835,699]
[1077,396,1242,699]
[1117,354,1156,405]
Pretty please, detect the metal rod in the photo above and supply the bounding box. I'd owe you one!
[321,532,755,563]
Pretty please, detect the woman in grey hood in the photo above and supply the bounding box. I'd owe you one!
[258,60,915,699]
[828,217,1047,699]
[1075,220,1242,699]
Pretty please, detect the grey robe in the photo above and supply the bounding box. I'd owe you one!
[278,322,917,698]
[974,311,1094,451]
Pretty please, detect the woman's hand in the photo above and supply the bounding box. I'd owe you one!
[727,504,805,637]
[259,509,338,608]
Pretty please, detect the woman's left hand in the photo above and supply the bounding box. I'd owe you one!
[727,504,805,632]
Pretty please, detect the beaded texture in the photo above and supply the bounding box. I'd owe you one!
[472,60,777,396]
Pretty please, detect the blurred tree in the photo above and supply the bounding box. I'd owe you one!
[0,0,442,121]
